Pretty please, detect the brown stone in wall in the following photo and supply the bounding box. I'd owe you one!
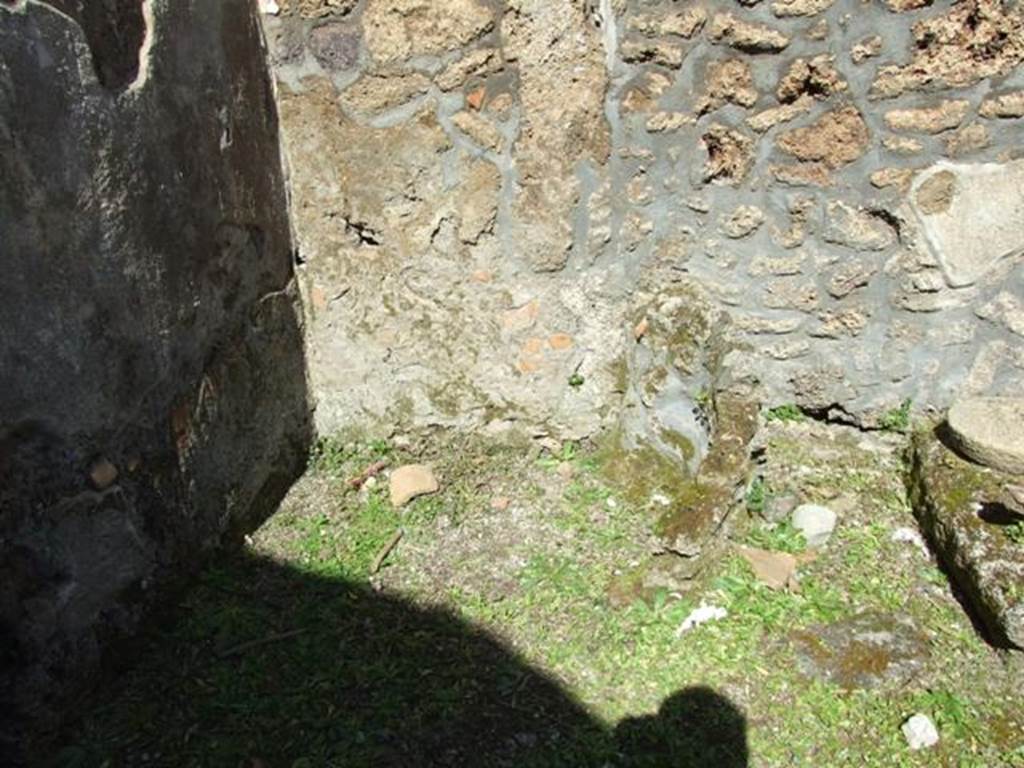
[870,167,916,191]
[979,90,1024,118]
[883,99,969,133]
[945,123,991,157]
[338,70,431,117]
[702,124,756,185]
[770,162,834,187]
[851,35,883,63]
[362,0,494,65]
[621,70,674,113]
[620,38,686,68]
[696,59,759,114]
[771,0,835,17]
[746,96,812,132]
[708,12,790,52]
[776,106,870,168]
[870,0,1024,99]
[776,55,847,103]
[435,48,501,92]
[628,8,707,38]
[881,0,934,11]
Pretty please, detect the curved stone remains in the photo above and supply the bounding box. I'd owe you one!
[947,397,1024,476]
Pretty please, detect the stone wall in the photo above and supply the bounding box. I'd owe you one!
[263,0,1024,454]
[0,1,311,757]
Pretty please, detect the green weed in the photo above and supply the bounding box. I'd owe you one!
[879,399,913,433]
[745,477,766,515]
[764,404,805,423]
[746,520,806,554]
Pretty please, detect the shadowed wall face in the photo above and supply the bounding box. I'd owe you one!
[0,0,312,757]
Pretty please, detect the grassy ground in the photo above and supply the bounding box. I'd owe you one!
[55,423,1023,767]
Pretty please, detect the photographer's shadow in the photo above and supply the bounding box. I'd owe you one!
[50,551,749,767]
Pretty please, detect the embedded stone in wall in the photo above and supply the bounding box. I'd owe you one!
[707,12,790,52]
[776,106,869,168]
[619,38,686,68]
[976,292,1024,338]
[870,0,1024,99]
[628,8,707,38]
[702,124,755,184]
[435,47,501,91]
[870,167,915,191]
[979,90,1024,119]
[883,99,969,134]
[338,71,431,117]
[746,96,812,133]
[503,0,609,273]
[696,59,758,114]
[944,123,990,158]
[362,0,494,65]
[719,205,764,239]
[822,201,897,251]
[770,0,835,18]
[882,0,933,11]
[908,161,1024,287]
[770,162,833,188]
[850,35,882,64]
[621,70,673,113]
[776,55,846,103]
[308,22,361,71]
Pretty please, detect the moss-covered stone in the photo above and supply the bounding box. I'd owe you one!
[596,429,695,509]
[908,426,1024,649]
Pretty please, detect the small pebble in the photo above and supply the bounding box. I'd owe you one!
[902,713,939,750]
[88,458,118,490]
[791,503,837,548]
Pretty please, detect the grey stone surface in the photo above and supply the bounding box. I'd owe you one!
[0,1,312,759]
[909,430,1024,649]
[789,612,930,690]
[791,503,837,547]
[260,0,1024,444]
[947,397,1024,475]
[909,161,1024,288]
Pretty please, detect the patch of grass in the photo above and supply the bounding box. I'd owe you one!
[745,476,766,516]
[1005,520,1024,545]
[914,689,980,742]
[57,430,1024,768]
[745,520,806,554]
[537,440,577,469]
[309,434,393,478]
[879,399,913,433]
[764,403,805,423]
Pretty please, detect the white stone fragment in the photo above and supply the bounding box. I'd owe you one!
[902,714,939,751]
[675,603,728,637]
